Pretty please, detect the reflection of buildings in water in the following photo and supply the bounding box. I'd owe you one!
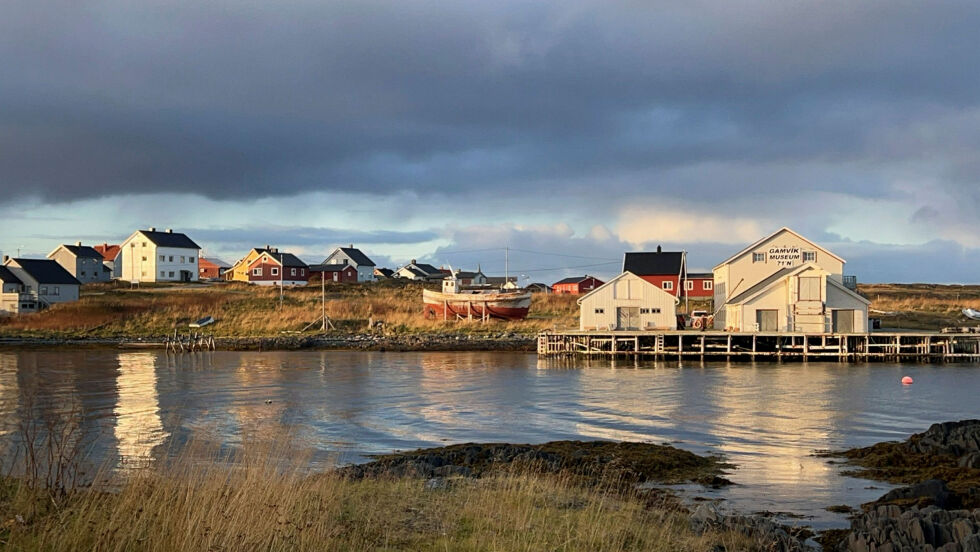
[706,364,838,490]
[231,353,289,443]
[115,352,167,468]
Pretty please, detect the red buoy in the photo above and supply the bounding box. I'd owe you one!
[901,376,914,385]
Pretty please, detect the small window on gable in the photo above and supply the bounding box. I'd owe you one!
[803,251,816,263]
[594,308,604,314]
[753,252,766,263]
[253,268,262,276]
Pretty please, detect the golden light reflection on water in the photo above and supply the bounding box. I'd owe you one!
[0,354,17,441]
[114,352,167,468]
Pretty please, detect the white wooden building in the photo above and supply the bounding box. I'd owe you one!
[323,245,376,282]
[118,228,201,283]
[713,227,869,332]
[577,272,678,331]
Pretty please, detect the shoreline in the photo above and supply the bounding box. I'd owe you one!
[0,332,538,352]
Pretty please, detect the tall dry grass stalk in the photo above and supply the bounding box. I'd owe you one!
[0,435,755,551]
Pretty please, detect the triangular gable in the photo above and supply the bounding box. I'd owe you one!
[576,271,677,305]
[713,227,845,270]
[827,277,871,305]
[726,263,828,305]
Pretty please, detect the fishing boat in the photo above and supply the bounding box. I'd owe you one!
[963,308,980,321]
[423,276,531,321]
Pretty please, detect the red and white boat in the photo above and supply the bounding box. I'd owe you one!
[423,276,531,321]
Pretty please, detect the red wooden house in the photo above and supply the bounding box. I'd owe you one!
[310,263,358,283]
[227,248,310,285]
[198,257,231,280]
[684,272,714,298]
[623,247,713,299]
[552,275,604,295]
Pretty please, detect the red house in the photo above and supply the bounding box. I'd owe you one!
[310,263,358,283]
[623,247,713,299]
[552,275,604,295]
[198,257,231,280]
[235,249,310,285]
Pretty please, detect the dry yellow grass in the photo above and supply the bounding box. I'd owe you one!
[859,283,980,330]
[0,280,581,338]
[0,440,756,552]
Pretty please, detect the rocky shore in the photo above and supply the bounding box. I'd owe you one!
[0,332,536,352]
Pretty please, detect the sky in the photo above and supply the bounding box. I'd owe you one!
[1,1,978,284]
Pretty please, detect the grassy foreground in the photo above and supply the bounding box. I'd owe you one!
[0,280,579,339]
[0,447,754,551]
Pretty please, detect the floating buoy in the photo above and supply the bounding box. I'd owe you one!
[901,376,914,385]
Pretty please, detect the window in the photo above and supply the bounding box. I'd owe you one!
[271,267,279,276]
[652,307,660,313]
[159,255,165,262]
[341,259,348,265]
[168,256,174,262]
[168,271,174,277]
[180,256,185,263]
[160,271,165,277]
[253,268,262,276]
[594,308,604,314]
[685,280,694,290]
[189,257,195,264]
[704,281,713,290]
[640,308,649,314]
[291,268,297,276]
[81,271,86,277]
[753,252,766,263]
[803,251,816,263]
[39,286,48,295]
[142,242,147,247]
[52,286,59,296]
[142,256,147,262]
[663,281,673,291]
[141,271,146,277]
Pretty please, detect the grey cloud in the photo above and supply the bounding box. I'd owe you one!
[3,1,980,205]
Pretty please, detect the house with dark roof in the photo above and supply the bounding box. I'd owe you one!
[395,260,445,281]
[2,257,81,311]
[48,242,111,283]
[373,267,395,280]
[310,263,358,283]
[623,246,714,299]
[0,266,36,314]
[94,243,122,279]
[119,228,202,283]
[226,247,309,286]
[552,275,604,295]
[198,257,232,280]
[323,245,376,282]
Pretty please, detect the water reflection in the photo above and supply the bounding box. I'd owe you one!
[114,352,167,468]
[0,350,977,528]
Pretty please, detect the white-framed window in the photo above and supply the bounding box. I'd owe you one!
[159,255,165,262]
[53,286,59,296]
[663,281,673,291]
[685,280,694,290]
[753,252,766,263]
[160,271,165,277]
[704,281,713,290]
[271,267,279,276]
[189,257,195,264]
[252,268,262,276]
[594,308,604,314]
[39,286,48,295]
[168,271,174,277]
[180,256,185,263]
[168,256,174,262]
[291,268,296,276]
[803,251,816,263]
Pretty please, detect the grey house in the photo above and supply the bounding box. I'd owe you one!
[323,245,376,282]
[0,266,36,315]
[48,242,111,283]
[3,257,81,310]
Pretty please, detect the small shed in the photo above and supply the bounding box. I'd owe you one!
[553,275,604,295]
[577,272,678,331]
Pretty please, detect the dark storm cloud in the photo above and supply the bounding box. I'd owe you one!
[3,1,980,203]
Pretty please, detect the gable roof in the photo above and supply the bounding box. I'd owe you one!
[310,263,354,272]
[249,249,308,268]
[827,276,872,305]
[199,257,232,269]
[8,259,81,285]
[374,267,395,278]
[93,244,121,262]
[713,227,845,270]
[57,244,104,259]
[553,275,598,286]
[577,271,677,305]
[623,251,685,276]
[725,266,799,305]
[137,230,201,249]
[331,247,375,267]
[0,266,23,286]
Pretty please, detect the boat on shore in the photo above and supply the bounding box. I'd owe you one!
[423,276,531,321]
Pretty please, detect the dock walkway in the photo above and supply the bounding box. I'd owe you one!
[537,330,980,361]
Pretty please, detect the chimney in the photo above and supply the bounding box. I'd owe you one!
[75,241,82,246]
[2,255,8,263]
[657,245,662,253]
[149,227,156,232]
[166,228,173,233]
[349,243,354,248]
[411,259,417,264]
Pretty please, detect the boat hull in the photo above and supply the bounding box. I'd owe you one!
[423,289,531,321]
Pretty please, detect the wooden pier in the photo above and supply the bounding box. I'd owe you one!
[537,330,980,362]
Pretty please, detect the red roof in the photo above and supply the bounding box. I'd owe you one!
[93,243,120,262]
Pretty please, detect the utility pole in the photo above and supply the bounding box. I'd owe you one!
[279,251,284,311]
[321,267,326,331]
[505,246,509,286]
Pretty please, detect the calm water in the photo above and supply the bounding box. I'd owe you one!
[1,349,978,528]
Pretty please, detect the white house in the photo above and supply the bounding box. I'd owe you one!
[577,271,678,331]
[2,257,81,312]
[713,227,869,332]
[323,245,376,282]
[118,228,202,283]
[395,260,445,281]
[47,243,110,283]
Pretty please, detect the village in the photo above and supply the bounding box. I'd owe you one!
[2,225,876,334]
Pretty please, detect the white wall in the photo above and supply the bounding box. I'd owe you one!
[579,273,677,330]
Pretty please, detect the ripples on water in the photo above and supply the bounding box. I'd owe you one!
[0,349,977,527]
